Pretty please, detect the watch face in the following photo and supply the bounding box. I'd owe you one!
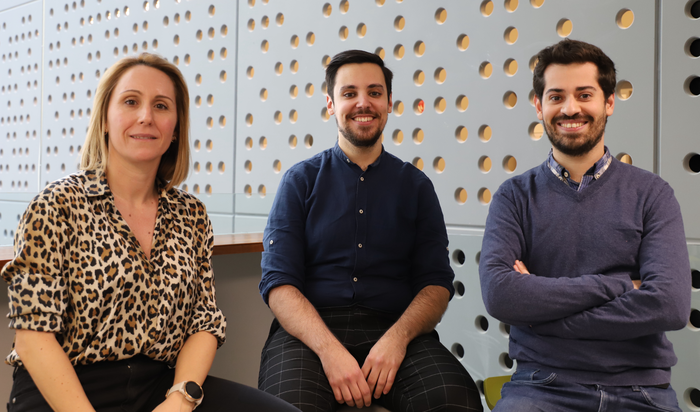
[185,381,203,400]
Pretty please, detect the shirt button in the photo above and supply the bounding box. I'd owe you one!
[346,158,350,163]
[353,277,358,282]
[360,177,364,181]
[563,171,569,178]
[269,240,274,245]
[595,174,601,179]
[358,243,363,248]
[359,209,364,214]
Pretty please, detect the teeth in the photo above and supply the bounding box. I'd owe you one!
[354,117,373,122]
[561,122,584,128]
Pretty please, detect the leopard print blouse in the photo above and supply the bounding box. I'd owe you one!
[1,170,226,366]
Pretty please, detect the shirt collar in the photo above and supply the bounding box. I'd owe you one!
[547,146,613,182]
[332,141,385,169]
[80,169,175,204]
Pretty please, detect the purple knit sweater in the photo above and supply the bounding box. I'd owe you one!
[480,158,691,385]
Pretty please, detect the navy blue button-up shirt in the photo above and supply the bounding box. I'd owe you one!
[260,143,455,315]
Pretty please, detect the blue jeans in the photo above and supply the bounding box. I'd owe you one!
[493,368,681,412]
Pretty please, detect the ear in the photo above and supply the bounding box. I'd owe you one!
[326,94,335,116]
[534,95,543,121]
[387,93,393,114]
[605,93,615,116]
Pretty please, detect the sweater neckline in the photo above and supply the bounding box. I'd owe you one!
[540,157,619,199]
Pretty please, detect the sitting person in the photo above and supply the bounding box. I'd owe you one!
[258,49,482,412]
[1,52,299,412]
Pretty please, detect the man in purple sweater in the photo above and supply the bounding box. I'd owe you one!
[479,39,691,411]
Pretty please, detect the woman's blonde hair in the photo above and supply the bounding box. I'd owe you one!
[80,53,190,190]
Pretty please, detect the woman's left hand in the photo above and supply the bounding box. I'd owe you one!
[152,392,195,412]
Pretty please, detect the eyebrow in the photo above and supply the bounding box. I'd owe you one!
[545,86,597,94]
[120,89,175,103]
[338,84,385,92]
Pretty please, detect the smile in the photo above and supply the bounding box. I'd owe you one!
[131,134,156,140]
[353,116,374,122]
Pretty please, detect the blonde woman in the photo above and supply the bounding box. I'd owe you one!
[2,53,299,412]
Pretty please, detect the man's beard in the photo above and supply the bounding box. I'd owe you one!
[544,113,607,157]
[336,111,384,148]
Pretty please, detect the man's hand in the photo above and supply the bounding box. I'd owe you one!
[513,259,530,274]
[319,345,372,407]
[361,334,407,399]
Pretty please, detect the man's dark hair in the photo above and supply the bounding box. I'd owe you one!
[325,49,393,103]
[533,39,616,100]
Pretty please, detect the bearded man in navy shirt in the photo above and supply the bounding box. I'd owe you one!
[258,50,482,412]
[480,39,691,411]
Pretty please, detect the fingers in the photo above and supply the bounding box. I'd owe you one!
[632,279,641,289]
[382,368,397,395]
[514,260,530,274]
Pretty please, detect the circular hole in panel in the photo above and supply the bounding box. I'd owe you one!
[684,153,700,173]
[321,107,330,121]
[206,162,213,174]
[616,80,633,100]
[481,0,494,16]
[258,185,266,198]
[306,32,315,46]
[305,83,314,97]
[245,137,253,150]
[616,153,633,165]
[394,44,405,60]
[434,67,447,84]
[290,35,299,48]
[260,88,268,101]
[195,96,202,107]
[275,62,283,75]
[208,28,215,39]
[393,101,404,116]
[357,23,367,37]
[412,157,424,170]
[690,309,700,329]
[261,40,269,53]
[376,0,385,5]
[221,25,228,36]
[290,85,298,98]
[692,269,700,290]
[244,160,252,173]
[289,110,298,123]
[207,49,215,61]
[479,125,493,142]
[456,95,469,111]
[529,55,540,73]
[451,343,465,360]
[475,315,489,332]
[290,60,299,73]
[557,18,573,37]
[304,134,314,148]
[322,55,331,68]
[499,322,511,337]
[616,9,634,29]
[413,128,424,144]
[259,137,268,149]
[479,62,493,79]
[394,16,405,31]
[504,91,518,108]
[392,129,404,145]
[246,66,254,79]
[219,116,226,128]
[455,188,467,204]
[274,111,283,124]
[457,34,470,51]
[688,0,700,18]
[244,184,252,197]
[505,0,519,12]
[413,70,425,86]
[413,99,425,114]
[289,134,298,148]
[504,26,518,44]
[245,114,253,126]
[478,188,492,204]
[503,155,518,173]
[206,140,213,151]
[220,71,227,82]
[339,26,348,40]
[454,281,465,297]
[455,126,468,142]
[273,159,282,173]
[435,8,447,24]
[499,352,514,371]
[685,37,700,58]
[413,41,426,58]
[434,97,446,113]
[340,0,349,13]
[504,58,518,76]
[433,157,445,173]
[684,76,700,96]
[323,3,332,16]
[479,156,492,173]
[684,388,700,409]
[529,122,544,140]
[375,47,386,60]
[531,0,545,7]
[276,13,284,26]
[261,16,269,29]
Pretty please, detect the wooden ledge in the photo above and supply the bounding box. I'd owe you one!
[0,232,264,270]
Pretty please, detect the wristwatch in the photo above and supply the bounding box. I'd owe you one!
[166,381,204,409]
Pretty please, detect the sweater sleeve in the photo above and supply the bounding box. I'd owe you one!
[531,182,691,340]
[479,180,634,327]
